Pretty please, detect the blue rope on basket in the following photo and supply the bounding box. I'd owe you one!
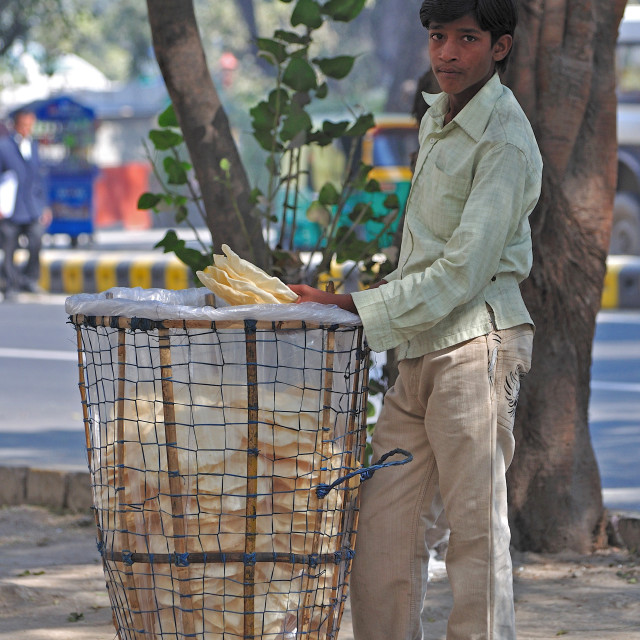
[315,448,413,498]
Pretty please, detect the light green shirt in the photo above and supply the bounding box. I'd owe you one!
[352,74,543,358]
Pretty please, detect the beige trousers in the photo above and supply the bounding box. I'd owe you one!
[350,324,534,640]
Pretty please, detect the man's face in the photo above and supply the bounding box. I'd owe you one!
[14,113,36,138]
[428,13,512,110]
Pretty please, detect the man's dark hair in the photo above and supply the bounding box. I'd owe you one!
[419,0,518,72]
[11,108,36,122]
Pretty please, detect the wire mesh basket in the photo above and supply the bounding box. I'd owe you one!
[67,288,370,640]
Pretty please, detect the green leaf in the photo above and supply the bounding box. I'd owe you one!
[250,101,276,132]
[350,163,374,190]
[306,129,333,146]
[265,155,279,175]
[137,192,163,210]
[250,187,263,204]
[220,158,231,173]
[282,57,317,92]
[155,229,181,253]
[321,0,366,22]
[175,205,188,224]
[348,202,374,223]
[291,0,323,29]
[163,156,188,185]
[256,37,288,64]
[315,55,355,79]
[364,178,381,193]
[318,182,340,205]
[335,233,368,263]
[322,120,350,137]
[273,29,310,45]
[155,231,211,273]
[268,88,290,112]
[315,82,329,99]
[346,113,376,137]
[149,129,183,150]
[383,193,400,209]
[157,103,179,128]
[254,129,283,152]
[280,103,313,142]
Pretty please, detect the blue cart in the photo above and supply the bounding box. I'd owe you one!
[29,96,99,244]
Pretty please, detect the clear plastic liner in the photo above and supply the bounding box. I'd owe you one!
[65,286,361,326]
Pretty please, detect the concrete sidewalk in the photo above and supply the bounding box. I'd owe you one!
[0,501,638,640]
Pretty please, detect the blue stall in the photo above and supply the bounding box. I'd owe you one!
[28,96,99,242]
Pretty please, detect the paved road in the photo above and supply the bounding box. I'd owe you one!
[1,293,639,510]
[590,310,640,511]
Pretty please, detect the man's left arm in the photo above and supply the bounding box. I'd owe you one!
[349,143,536,352]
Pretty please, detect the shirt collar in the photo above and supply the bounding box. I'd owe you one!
[421,73,504,141]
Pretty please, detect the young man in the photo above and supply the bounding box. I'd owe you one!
[290,0,542,638]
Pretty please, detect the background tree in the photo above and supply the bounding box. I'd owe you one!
[146,0,268,268]
[0,0,71,57]
[503,0,626,552]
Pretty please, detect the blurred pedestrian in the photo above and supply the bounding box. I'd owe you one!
[0,108,50,299]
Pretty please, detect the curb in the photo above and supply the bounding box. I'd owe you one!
[601,255,640,309]
[0,465,92,513]
[38,251,196,294]
[1,465,639,553]
[27,251,640,308]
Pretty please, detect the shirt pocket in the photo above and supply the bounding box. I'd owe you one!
[424,162,471,240]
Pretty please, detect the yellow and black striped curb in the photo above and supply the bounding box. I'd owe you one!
[32,251,640,308]
[38,252,195,294]
[601,256,640,309]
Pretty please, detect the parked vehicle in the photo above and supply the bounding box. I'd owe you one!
[272,114,418,251]
[614,3,640,254]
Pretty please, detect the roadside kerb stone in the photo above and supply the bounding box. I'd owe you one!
[0,465,28,505]
[2,465,640,553]
[65,470,93,512]
[26,468,70,509]
[610,511,640,552]
[0,466,92,512]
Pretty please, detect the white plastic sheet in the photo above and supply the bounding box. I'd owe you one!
[66,286,361,326]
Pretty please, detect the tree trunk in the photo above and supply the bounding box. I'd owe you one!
[146,0,268,269]
[503,0,626,552]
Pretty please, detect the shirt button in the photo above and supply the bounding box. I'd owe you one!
[491,276,497,281]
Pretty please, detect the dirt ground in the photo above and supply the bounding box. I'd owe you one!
[0,505,638,640]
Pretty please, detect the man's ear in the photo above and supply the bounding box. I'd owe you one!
[493,34,513,62]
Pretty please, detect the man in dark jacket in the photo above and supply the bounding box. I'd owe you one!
[0,108,49,299]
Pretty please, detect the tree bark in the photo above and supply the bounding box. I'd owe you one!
[146,0,268,269]
[503,0,626,552]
